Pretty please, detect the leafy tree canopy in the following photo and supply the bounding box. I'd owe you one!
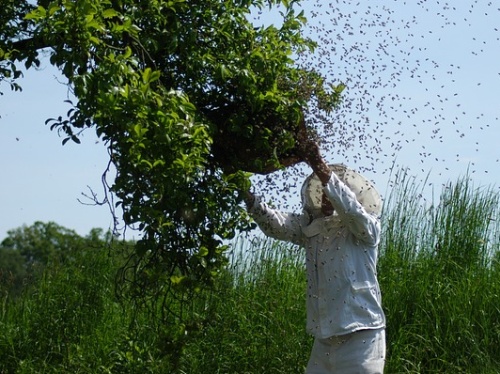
[0,221,115,296]
[1,221,82,264]
[0,0,341,328]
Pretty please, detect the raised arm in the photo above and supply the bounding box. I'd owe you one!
[296,126,331,185]
[299,140,331,185]
[297,133,380,245]
[244,190,304,246]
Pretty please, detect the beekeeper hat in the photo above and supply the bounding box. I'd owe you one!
[301,164,382,216]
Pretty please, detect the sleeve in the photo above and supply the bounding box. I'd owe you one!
[247,196,305,246]
[323,174,381,245]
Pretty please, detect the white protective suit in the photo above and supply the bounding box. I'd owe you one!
[248,164,385,340]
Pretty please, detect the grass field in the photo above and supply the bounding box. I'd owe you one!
[1,173,500,373]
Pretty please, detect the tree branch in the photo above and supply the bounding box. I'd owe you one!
[2,36,52,62]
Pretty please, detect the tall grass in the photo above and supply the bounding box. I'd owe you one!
[181,238,311,374]
[2,173,500,373]
[379,170,500,373]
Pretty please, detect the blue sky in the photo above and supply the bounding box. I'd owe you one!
[0,64,118,239]
[253,0,500,211]
[1,1,499,240]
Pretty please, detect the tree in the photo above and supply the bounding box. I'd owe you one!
[1,221,84,264]
[0,1,31,92]
[0,222,116,296]
[0,0,341,349]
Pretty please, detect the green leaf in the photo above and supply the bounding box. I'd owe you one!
[153,160,165,168]
[141,68,160,84]
[123,46,132,59]
[133,124,146,137]
[170,275,185,285]
[48,4,61,16]
[197,246,209,257]
[86,19,102,31]
[89,36,101,45]
[102,8,120,19]
[219,65,232,80]
[139,159,153,168]
[142,68,152,83]
[24,6,47,20]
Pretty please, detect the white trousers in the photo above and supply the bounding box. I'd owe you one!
[305,328,386,374]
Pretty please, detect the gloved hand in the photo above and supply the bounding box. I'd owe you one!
[243,190,256,209]
[296,127,331,185]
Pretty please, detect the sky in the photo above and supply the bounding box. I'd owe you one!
[1,0,499,240]
[0,63,119,239]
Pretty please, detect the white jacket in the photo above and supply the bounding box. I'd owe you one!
[248,173,386,338]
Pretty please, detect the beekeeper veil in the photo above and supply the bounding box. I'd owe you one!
[300,164,382,223]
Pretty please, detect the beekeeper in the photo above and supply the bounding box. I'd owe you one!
[244,141,386,374]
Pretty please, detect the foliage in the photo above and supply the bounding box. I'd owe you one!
[2,221,87,264]
[0,227,311,373]
[379,171,500,373]
[0,0,344,342]
[0,221,111,297]
[3,170,500,373]
[0,223,132,373]
[0,0,34,92]
[180,238,311,374]
[0,247,26,296]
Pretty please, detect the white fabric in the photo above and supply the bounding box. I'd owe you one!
[306,329,386,374]
[301,164,382,217]
[249,172,385,338]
